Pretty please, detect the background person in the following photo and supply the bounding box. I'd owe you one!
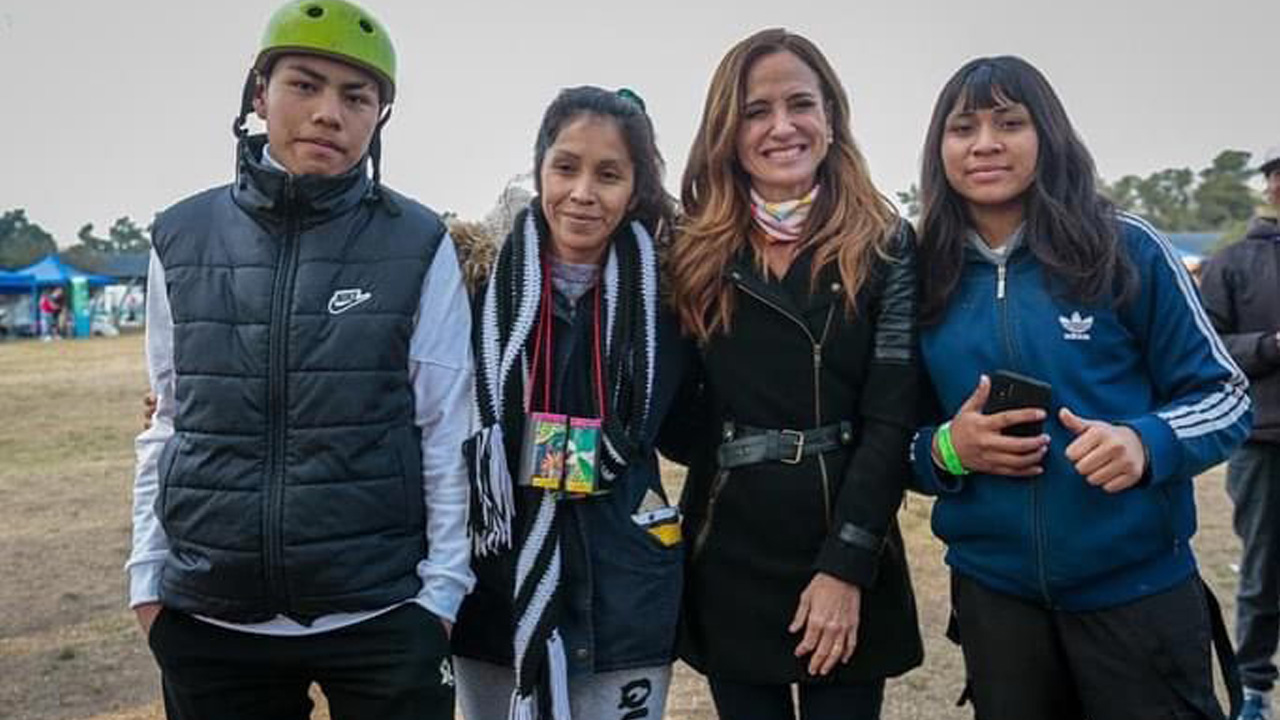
[39,287,64,340]
[126,2,471,718]
[450,86,696,720]
[667,28,922,720]
[910,55,1251,720]
[1200,144,1280,720]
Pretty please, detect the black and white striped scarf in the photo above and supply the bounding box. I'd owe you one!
[464,205,658,720]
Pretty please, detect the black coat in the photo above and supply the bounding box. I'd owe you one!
[1200,216,1280,443]
[679,228,923,684]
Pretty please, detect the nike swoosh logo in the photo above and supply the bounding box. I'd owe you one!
[328,289,372,315]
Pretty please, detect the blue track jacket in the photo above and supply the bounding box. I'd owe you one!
[912,213,1251,610]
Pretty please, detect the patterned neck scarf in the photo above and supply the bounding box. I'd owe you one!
[548,257,601,305]
[750,184,820,243]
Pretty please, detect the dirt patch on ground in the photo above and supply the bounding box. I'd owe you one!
[0,334,1243,719]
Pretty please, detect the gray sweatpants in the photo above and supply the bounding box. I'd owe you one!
[454,656,671,720]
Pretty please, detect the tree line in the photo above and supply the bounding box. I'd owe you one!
[2,149,1266,269]
[0,212,149,269]
[897,149,1264,245]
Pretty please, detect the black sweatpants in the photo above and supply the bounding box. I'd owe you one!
[147,603,454,720]
[950,573,1226,720]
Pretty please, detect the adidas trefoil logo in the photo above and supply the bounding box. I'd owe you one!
[327,288,372,315]
[1059,311,1093,341]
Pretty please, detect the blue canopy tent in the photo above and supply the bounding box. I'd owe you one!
[13,255,113,288]
[0,270,39,335]
[61,251,149,283]
[0,269,37,292]
[59,252,150,333]
[7,255,113,337]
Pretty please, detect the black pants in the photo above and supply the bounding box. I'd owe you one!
[707,676,884,720]
[951,573,1226,720]
[1227,442,1280,693]
[147,604,454,720]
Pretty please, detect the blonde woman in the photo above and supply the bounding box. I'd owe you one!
[667,28,921,720]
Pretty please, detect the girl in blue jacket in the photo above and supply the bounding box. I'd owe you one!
[911,56,1251,720]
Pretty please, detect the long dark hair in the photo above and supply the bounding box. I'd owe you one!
[917,56,1135,323]
[532,86,675,237]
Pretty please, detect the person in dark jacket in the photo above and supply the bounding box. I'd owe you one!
[451,86,696,720]
[910,56,1251,720]
[1200,145,1280,720]
[666,28,922,720]
[125,3,471,718]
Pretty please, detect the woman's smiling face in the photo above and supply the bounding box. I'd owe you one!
[539,113,636,265]
[734,50,831,202]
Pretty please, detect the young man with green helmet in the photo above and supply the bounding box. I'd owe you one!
[126,2,472,717]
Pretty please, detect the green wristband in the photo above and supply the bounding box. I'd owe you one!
[936,422,968,476]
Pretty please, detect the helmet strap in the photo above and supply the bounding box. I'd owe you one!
[232,69,260,190]
[232,69,259,141]
[368,105,393,199]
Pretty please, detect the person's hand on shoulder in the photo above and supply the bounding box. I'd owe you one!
[142,391,157,430]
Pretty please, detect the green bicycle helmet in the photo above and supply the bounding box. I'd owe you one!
[255,0,396,103]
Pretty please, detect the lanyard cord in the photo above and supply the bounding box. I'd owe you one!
[526,259,606,419]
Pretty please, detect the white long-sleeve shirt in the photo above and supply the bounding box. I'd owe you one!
[126,236,475,636]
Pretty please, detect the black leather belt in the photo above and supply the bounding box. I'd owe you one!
[716,421,854,469]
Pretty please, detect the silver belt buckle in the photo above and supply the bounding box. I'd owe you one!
[780,429,805,464]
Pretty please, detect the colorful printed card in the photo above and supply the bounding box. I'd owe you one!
[519,412,567,490]
[564,417,602,494]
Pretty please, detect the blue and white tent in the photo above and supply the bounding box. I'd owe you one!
[0,269,37,293]
[11,255,113,287]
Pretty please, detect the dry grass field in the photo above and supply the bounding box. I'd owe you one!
[0,333,1244,720]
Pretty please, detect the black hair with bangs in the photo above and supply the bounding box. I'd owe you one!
[917,55,1136,323]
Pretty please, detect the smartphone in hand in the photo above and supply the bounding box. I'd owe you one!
[983,370,1052,437]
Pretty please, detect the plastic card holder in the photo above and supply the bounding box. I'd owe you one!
[519,412,568,491]
[519,413,607,495]
[564,417,602,494]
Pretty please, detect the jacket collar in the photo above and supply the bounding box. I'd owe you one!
[724,243,843,325]
[232,134,372,225]
[965,223,1026,266]
[1245,216,1280,242]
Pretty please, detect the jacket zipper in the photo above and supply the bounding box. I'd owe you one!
[265,178,300,610]
[734,280,837,529]
[692,468,728,558]
[994,259,1052,605]
[813,309,835,527]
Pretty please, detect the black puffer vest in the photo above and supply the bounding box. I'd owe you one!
[152,136,446,623]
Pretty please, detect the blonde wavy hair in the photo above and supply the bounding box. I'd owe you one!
[668,28,898,341]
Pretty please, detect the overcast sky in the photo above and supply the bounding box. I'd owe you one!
[2,0,1276,245]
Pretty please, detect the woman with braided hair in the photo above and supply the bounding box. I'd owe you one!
[450,86,698,720]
